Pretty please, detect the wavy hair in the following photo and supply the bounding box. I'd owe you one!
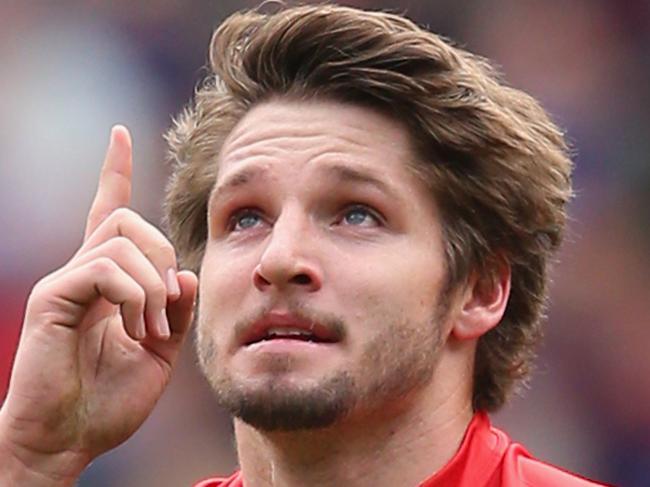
[163,4,573,411]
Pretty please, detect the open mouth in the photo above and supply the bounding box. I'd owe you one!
[241,312,343,347]
[245,326,338,345]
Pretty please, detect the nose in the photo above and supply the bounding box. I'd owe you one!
[253,209,323,293]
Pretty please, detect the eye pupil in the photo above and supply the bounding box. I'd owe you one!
[345,208,369,225]
[237,213,260,229]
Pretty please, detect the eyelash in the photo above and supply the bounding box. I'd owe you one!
[338,204,383,227]
[224,203,384,233]
[226,208,265,232]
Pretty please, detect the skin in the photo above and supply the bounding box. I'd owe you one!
[0,100,510,486]
[199,100,511,487]
[0,127,198,486]
[198,101,450,432]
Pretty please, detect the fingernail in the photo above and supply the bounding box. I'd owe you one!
[136,315,146,340]
[158,309,171,339]
[166,268,181,298]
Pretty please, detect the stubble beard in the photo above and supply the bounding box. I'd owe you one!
[196,306,443,432]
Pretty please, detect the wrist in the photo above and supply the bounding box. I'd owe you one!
[0,441,88,487]
[0,410,89,487]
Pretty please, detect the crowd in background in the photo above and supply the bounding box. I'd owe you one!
[1,1,649,485]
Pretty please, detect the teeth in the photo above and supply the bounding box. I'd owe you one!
[266,326,312,337]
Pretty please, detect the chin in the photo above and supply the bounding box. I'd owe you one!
[212,369,357,431]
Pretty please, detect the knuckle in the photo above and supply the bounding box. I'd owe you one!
[104,207,141,231]
[96,206,132,228]
[109,235,137,255]
[90,257,118,274]
[132,286,146,308]
[29,276,51,301]
[28,265,73,303]
[111,206,135,221]
[148,280,167,300]
[149,241,176,263]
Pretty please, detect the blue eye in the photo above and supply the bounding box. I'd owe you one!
[342,206,379,227]
[230,210,263,231]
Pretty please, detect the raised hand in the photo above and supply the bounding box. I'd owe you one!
[0,126,198,486]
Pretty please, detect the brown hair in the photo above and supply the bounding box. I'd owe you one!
[163,4,573,411]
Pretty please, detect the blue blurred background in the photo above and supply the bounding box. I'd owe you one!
[1,1,648,485]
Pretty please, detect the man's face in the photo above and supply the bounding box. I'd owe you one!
[197,100,449,431]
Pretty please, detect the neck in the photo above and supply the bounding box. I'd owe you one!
[234,343,474,487]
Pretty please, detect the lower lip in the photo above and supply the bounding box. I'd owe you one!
[244,339,338,354]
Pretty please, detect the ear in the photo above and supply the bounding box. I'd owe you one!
[451,259,511,340]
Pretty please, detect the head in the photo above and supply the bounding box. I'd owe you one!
[163,4,572,427]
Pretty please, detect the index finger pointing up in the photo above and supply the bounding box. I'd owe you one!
[84,125,133,241]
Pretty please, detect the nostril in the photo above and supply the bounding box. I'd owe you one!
[253,262,321,292]
[291,273,312,285]
[254,272,272,288]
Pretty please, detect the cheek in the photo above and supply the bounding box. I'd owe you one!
[198,248,256,349]
[195,320,218,375]
[333,247,445,323]
[200,248,254,311]
[393,244,446,312]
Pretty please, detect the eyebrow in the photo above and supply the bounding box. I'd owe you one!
[209,166,268,208]
[320,164,398,199]
[208,162,399,209]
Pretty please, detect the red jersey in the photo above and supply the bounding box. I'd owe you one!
[193,412,609,487]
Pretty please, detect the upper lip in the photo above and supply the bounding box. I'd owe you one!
[240,311,340,346]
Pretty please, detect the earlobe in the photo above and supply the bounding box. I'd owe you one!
[451,261,511,341]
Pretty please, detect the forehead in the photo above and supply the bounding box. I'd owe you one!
[216,99,419,180]
[207,98,443,240]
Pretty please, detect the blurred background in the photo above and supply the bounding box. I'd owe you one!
[1,0,648,485]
